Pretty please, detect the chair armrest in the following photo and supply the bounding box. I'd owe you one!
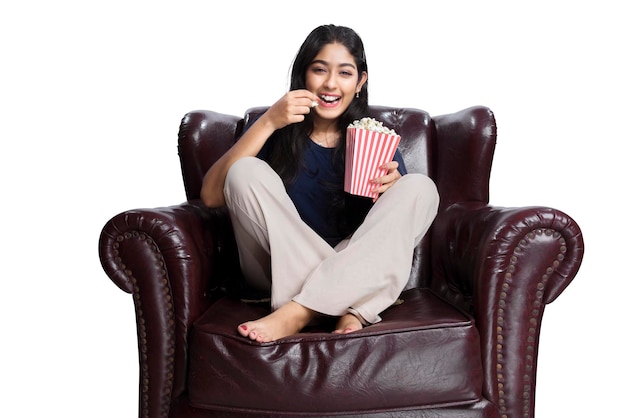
[430,202,584,417]
[98,200,235,416]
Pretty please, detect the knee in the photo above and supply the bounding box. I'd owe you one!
[393,174,440,220]
[398,174,439,205]
[226,157,266,189]
[226,156,254,181]
[225,157,282,200]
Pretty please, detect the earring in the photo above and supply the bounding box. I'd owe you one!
[356,92,360,99]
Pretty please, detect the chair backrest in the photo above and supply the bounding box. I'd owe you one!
[177,105,496,290]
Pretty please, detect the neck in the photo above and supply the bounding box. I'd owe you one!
[310,130,340,148]
[312,116,339,133]
[310,119,341,148]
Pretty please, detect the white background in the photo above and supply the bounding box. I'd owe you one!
[1,1,623,417]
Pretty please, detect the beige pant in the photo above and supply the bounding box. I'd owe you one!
[223,157,439,324]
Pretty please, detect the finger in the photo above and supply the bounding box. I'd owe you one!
[300,96,318,109]
[371,186,383,202]
[371,172,394,185]
[286,101,314,118]
[380,161,399,171]
[370,173,398,194]
[292,104,313,117]
[290,89,318,101]
[291,89,319,108]
[288,95,318,112]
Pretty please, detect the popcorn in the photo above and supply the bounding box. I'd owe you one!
[349,117,397,135]
[344,118,401,199]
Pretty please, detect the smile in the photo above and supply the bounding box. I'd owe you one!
[318,94,341,106]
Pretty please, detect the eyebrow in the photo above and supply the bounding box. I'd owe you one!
[310,59,357,70]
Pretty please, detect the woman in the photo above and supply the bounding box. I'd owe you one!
[201,24,439,343]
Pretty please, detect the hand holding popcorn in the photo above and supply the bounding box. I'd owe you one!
[344,117,401,199]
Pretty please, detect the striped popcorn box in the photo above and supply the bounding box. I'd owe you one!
[344,124,401,199]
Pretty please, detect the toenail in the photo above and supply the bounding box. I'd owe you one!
[240,325,247,330]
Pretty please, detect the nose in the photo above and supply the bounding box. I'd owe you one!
[323,72,337,90]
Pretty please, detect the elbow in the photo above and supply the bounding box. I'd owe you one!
[200,169,226,208]
[200,159,230,208]
[200,186,224,208]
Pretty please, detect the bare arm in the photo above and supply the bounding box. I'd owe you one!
[200,90,318,207]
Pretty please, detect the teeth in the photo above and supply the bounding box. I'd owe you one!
[320,95,339,103]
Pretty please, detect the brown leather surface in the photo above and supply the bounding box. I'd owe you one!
[172,397,500,418]
[188,288,482,414]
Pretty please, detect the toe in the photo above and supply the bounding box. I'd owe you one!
[238,323,251,337]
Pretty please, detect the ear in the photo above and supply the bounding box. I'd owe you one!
[356,71,368,93]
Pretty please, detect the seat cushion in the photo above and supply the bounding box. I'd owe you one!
[187,288,483,415]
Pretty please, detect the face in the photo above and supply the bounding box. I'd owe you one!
[305,42,367,123]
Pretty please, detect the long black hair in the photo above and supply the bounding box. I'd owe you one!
[266,24,370,183]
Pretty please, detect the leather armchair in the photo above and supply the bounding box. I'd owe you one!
[99,105,584,418]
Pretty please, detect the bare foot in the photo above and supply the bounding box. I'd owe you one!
[333,313,364,335]
[238,301,316,343]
